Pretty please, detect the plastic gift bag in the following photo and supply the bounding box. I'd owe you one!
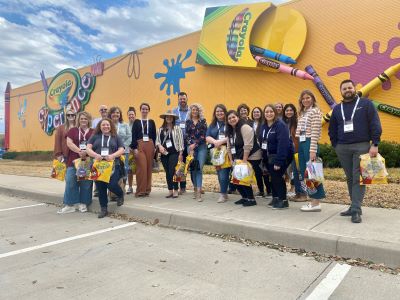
[210,147,226,166]
[73,158,92,181]
[127,153,136,174]
[230,160,256,187]
[51,159,66,181]
[304,158,324,195]
[89,160,114,183]
[359,153,388,185]
[173,155,193,183]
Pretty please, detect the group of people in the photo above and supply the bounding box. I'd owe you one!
[54,79,382,223]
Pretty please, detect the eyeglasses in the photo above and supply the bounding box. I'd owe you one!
[100,109,108,112]
[66,114,76,117]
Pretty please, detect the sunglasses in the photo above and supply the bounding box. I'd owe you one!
[66,114,76,117]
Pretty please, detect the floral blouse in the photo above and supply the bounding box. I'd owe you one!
[185,118,207,147]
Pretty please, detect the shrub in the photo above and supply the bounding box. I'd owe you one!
[2,151,53,161]
[319,143,340,168]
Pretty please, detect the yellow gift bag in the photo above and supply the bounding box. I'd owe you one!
[73,158,92,181]
[230,160,256,187]
[360,153,388,185]
[173,155,193,182]
[51,159,66,181]
[89,160,114,183]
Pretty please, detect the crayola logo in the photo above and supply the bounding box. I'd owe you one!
[226,8,252,62]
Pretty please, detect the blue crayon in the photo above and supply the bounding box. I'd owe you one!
[250,45,297,65]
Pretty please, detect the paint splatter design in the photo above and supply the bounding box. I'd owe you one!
[327,24,400,90]
[18,98,27,128]
[154,49,195,105]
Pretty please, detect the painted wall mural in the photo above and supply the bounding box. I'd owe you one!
[17,97,27,128]
[38,68,96,135]
[154,49,195,106]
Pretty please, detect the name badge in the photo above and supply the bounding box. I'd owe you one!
[101,147,109,156]
[261,142,268,150]
[165,140,173,148]
[143,135,149,142]
[79,142,87,150]
[218,134,225,140]
[299,131,306,142]
[344,121,354,133]
[230,148,236,155]
[179,123,186,129]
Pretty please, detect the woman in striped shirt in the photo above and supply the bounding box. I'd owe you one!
[295,90,326,212]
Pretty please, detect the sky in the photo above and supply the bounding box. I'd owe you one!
[0,0,287,134]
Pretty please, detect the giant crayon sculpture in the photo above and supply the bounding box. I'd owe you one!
[305,65,337,109]
[253,55,313,80]
[372,100,400,117]
[250,45,297,65]
[322,63,400,125]
[357,63,400,97]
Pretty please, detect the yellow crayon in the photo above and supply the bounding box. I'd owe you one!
[322,63,400,125]
[357,63,400,97]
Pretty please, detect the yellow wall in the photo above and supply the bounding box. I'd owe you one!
[8,0,400,151]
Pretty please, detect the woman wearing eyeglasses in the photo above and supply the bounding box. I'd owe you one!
[58,111,94,214]
[53,105,76,163]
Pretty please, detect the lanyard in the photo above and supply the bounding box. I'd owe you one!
[117,123,120,134]
[301,111,309,132]
[79,127,89,142]
[141,119,149,136]
[341,96,360,122]
[101,134,110,148]
[162,128,172,145]
[217,122,225,133]
[262,127,273,141]
[178,108,189,122]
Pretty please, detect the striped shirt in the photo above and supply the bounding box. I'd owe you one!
[295,107,322,153]
[155,125,184,152]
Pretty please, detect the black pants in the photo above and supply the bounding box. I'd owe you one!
[250,159,264,194]
[179,146,187,190]
[235,185,255,200]
[161,152,179,191]
[96,164,123,208]
[263,174,272,194]
[267,159,291,201]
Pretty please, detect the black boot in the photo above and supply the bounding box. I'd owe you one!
[98,207,108,218]
[117,195,124,206]
[272,199,284,210]
[268,197,278,208]
[351,212,362,223]
[341,207,362,216]
[283,199,289,209]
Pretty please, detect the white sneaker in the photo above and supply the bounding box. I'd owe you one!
[287,191,296,198]
[57,205,76,214]
[217,195,227,203]
[78,203,87,213]
[300,202,321,212]
[126,187,133,194]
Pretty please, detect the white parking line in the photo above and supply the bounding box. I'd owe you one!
[0,222,137,259]
[0,203,46,212]
[306,263,351,300]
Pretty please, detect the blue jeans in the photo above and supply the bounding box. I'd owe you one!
[63,167,93,206]
[217,167,230,194]
[188,144,207,188]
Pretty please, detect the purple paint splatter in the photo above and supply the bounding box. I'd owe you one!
[327,24,400,90]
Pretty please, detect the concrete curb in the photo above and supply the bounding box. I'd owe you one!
[2,186,400,268]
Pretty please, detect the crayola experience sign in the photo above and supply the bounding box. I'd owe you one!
[196,2,307,69]
[38,68,96,135]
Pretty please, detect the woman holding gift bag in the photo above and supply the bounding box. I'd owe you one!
[86,118,125,218]
[156,110,184,198]
[259,105,293,209]
[206,104,230,203]
[295,90,326,212]
[185,103,208,202]
[58,111,93,214]
[226,110,262,207]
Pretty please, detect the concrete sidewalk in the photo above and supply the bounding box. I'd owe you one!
[1,174,400,268]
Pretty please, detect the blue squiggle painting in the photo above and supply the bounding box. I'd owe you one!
[154,49,195,105]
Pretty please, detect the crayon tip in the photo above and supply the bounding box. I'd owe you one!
[287,57,297,65]
[304,73,314,80]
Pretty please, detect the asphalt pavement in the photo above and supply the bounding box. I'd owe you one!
[1,174,400,269]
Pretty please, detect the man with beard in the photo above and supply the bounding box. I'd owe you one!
[173,92,190,194]
[328,79,382,223]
